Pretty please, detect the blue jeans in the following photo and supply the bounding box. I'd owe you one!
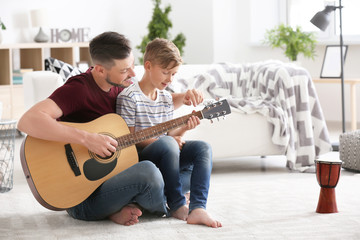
[66,161,167,221]
[138,136,213,213]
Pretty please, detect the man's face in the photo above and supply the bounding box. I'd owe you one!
[105,52,135,88]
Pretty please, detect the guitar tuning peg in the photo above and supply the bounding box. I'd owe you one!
[204,99,215,107]
[223,116,226,120]
[210,119,213,124]
[217,117,220,122]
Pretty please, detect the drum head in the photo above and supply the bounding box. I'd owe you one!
[315,159,343,165]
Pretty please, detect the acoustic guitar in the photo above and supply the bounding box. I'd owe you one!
[20,99,231,211]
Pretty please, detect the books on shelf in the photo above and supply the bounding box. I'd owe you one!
[12,69,33,85]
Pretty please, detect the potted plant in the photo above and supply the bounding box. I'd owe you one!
[263,24,316,61]
[0,18,6,44]
[136,0,186,64]
[0,18,5,30]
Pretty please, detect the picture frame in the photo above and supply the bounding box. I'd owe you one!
[320,45,348,78]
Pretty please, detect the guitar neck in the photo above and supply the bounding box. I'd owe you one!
[116,111,203,149]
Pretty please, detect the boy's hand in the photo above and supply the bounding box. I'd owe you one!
[169,115,200,149]
[185,115,201,130]
[183,89,203,107]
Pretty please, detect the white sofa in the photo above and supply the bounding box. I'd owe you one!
[22,62,331,171]
[23,71,64,111]
[22,66,282,159]
[134,63,331,171]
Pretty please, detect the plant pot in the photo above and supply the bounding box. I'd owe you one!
[289,61,302,67]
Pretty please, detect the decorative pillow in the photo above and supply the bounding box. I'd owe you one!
[45,57,82,82]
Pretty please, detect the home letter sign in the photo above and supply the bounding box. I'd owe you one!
[51,28,91,43]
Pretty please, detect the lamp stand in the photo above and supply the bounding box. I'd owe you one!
[332,0,345,152]
[34,27,49,43]
[339,0,345,134]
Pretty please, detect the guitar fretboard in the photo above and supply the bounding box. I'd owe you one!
[116,111,203,150]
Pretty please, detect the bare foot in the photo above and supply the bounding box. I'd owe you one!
[187,208,222,228]
[109,204,143,226]
[171,205,189,221]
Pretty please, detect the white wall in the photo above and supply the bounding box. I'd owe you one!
[0,0,213,64]
[1,0,359,124]
[163,0,214,64]
[213,0,245,62]
[212,0,360,126]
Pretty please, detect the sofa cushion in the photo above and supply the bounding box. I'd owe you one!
[23,71,64,110]
[45,57,82,82]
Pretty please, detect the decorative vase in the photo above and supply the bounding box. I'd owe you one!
[34,27,49,43]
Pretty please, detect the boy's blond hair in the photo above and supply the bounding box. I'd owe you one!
[144,38,183,69]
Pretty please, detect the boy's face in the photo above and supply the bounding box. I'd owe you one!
[147,61,180,90]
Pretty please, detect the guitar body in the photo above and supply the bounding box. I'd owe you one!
[20,114,138,211]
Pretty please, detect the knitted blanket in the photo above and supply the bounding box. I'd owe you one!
[173,61,332,171]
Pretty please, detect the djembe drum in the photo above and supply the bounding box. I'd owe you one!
[315,159,342,213]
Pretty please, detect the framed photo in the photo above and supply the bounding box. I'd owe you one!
[77,61,90,72]
[320,45,348,78]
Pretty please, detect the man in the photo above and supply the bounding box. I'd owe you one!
[17,32,203,226]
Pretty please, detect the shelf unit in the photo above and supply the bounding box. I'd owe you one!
[0,42,90,120]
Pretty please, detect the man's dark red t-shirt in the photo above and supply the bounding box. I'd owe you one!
[49,68,123,123]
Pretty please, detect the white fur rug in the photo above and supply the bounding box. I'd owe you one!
[1,137,360,240]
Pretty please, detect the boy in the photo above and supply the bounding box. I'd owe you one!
[116,38,222,228]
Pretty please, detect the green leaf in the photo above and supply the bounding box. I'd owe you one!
[136,0,186,64]
[263,24,316,61]
[0,18,6,30]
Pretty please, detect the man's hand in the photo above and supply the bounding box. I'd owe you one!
[84,132,118,157]
[183,89,204,107]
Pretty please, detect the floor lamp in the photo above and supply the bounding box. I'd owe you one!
[310,0,345,151]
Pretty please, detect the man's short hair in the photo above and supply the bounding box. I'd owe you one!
[144,38,182,69]
[89,32,131,68]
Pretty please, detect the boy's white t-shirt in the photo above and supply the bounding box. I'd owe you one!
[116,80,174,135]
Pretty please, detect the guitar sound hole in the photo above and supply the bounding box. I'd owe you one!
[96,152,114,160]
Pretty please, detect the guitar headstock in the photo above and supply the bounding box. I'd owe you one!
[201,99,231,120]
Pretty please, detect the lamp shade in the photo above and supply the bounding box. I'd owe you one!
[30,9,48,27]
[310,6,336,31]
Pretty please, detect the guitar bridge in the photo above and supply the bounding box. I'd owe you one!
[65,144,81,176]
